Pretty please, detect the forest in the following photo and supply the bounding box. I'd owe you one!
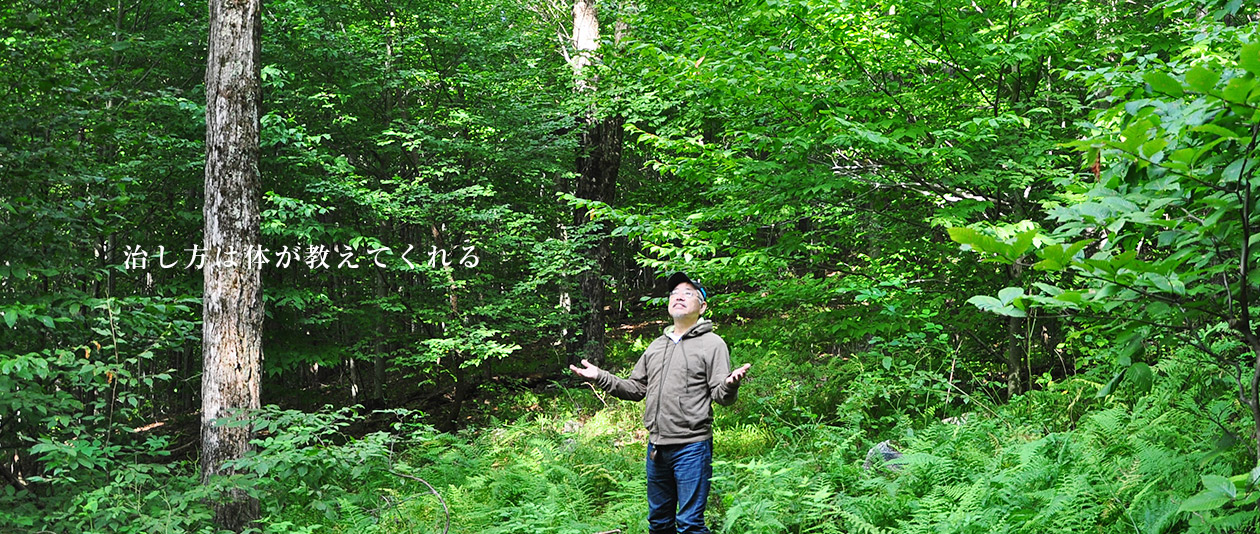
[2,0,1260,532]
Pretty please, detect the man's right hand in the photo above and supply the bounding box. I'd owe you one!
[569,358,601,381]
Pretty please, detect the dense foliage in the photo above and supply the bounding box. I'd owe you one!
[2,0,1259,532]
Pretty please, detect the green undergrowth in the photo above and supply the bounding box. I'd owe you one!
[289,317,1257,533]
[5,317,1256,533]
[284,362,1248,533]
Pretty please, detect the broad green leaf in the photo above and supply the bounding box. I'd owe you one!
[1059,240,1091,264]
[1032,282,1063,296]
[1144,273,1172,293]
[998,287,1024,306]
[1193,123,1240,139]
[1120,120,1153,153]
[1010,229,1037,258]
[1097,369,1125,398]
[1034,243,1073,271]
[1033,258,1064,271]
[1203,474,1237,499]
[1184,66,1220,93]
[968,295,1003,311]
[1054,291,1085,305]
[1247,268,1260,288]
[1240,42,1260,75]
[948,227,1007,257]
[1179,491,1231,512]
[1125,362,1153,393]
[1168,147,1197,165]
[1140,137,1168,159]
[1223,76,1258,103]
[967,295,1027,317]
[1142,71,1183,97]
[1095,284,1121,300]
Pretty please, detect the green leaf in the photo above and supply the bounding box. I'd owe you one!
[1168,147,1198,166]
[1142,71,1183,97]
[1240,42,1260,76]
[1140,137,1168,159]
[1032,282,1063,296]
[948,227,1008,258]
[1010,229,1036,258]
[1064,240,1092,260]
[1223,76,1257,104]
[1119,120,1154,154]
[1095,284,1121,300]
[1184,66,1220,93]
[1179,488,1229,513]
[1194,123,1240,139]
[1125,362,1153,393]
[1055,291,1085,305]
[967,295,1003,312]
[1203,474,1237,499]
[1033,258,1064,271]
[1144,273,1172,293]
[966,295,1027,317]
[998,287,1024,306]
[1118,331,1146,364]
[1097,369,1125,398]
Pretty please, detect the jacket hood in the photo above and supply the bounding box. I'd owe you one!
[664,318,713,339]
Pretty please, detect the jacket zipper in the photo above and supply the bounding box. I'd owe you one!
[653,335,680,440]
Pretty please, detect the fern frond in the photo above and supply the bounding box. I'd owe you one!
[837,509,884,534]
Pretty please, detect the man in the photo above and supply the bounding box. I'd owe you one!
[570,272,751,534]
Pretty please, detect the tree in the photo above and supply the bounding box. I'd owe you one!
[200,0,263,529]
[574,0,1121,399]
[568,0,624,367]
[252,0,578,429]
[953,34,1260,518]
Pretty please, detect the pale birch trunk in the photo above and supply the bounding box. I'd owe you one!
[201,0,262,530]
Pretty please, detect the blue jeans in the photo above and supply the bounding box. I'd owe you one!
[646,439,712,534]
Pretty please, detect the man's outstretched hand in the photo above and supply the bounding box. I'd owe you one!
[726,363,751,385]
[569,358,602,381]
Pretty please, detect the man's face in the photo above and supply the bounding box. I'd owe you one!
[668,282,706,320]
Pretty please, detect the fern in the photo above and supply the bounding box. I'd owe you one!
[1129,494,1181,534]
[336,496,380,533]
[897,492,952,534]
[837,509,885,534]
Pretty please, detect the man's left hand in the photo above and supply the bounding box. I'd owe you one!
[726,363,751,385]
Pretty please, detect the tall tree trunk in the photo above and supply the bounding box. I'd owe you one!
[431,223,472,430]
[372,264,387,406]
[1005,262,1026,399]
[569,0,623,368]
[200,0,262,530]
